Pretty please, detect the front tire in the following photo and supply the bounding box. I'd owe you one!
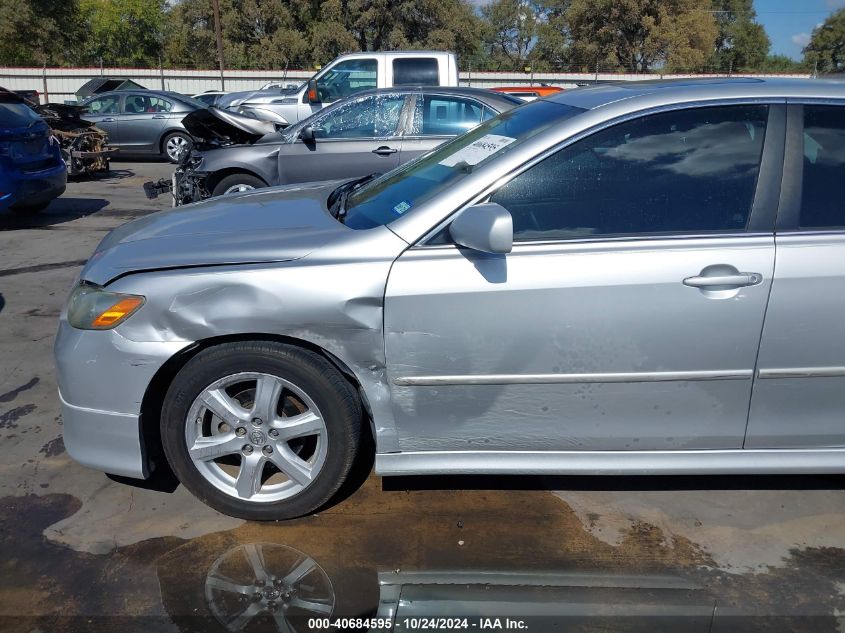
[212,173,266,198]
[161,341,362,520]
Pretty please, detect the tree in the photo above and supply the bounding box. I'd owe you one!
[0,0,85,66]
[532,0,572,71]
[80,0,166,67]
[566,0,718,73]
[482,0,539,70]
[710,0,770,72]
[758,54,807,73]
[804,9,845,74]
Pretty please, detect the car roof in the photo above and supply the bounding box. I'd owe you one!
[546,77,845,111]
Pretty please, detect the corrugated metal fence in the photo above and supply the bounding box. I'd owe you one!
[0,66,814,102]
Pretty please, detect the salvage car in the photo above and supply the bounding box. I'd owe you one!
[79,90,203,162]
[56,78,845,520]
[0,90,66,212]
[35,103,115,176]
[144,87,519,205]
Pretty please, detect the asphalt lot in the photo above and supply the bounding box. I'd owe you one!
[2,161,845,631]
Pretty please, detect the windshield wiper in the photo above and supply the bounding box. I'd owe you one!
[329,172,381,222]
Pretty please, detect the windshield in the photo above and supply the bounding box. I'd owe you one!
[342,101,586,230]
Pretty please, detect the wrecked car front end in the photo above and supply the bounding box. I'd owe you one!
[34,103,116,176]
[144,107,281,206]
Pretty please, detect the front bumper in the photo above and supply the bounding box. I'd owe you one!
[59,391,147,478]
[54,320,193,478]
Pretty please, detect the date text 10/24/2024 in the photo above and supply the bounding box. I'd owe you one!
[308,618,529,630]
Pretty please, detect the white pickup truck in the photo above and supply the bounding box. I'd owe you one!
[217,50,459,126]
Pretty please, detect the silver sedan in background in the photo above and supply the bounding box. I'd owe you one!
[56,78,845,520]
[80,90,205,162]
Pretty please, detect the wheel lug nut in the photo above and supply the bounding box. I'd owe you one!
[257,579,265,587]
[242,445,254,455]
[252,417,263,426]
[262,445,273,456]
[267,601,277,612]
[268,429,279,439]
[235,427,246,437]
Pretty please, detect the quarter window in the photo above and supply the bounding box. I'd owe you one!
[393,58,439,86]
[491,105,768,241]
[800,106,845,229]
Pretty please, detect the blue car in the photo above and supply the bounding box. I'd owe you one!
[0,91,66,212]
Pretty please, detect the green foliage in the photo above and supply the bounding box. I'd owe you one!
[565,0,718,73]
[804,9,845,74]
[0,0,820,74]
[758,54,808,73]
[710,0,770,72]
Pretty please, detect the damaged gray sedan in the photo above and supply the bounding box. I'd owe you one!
[145,87,518,205]
[56,79,845,520]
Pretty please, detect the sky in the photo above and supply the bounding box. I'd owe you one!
[469,0,845,61]
[756,0,845,59]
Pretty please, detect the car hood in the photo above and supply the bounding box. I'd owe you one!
[82,180,346,285]
[181,107,278,145]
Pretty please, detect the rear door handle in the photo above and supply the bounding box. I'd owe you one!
[101,117,115,122]
[152,114,167,119]
[683,272,762,289]
[372,146,398,156]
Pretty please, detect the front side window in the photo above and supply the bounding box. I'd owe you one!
[407,95,485,136]
[393,58,439,86]
[313,94,405,139]
[317,59,377,102]
[800,105,845,229]
[491,105,768,241]
[85,95,119,114]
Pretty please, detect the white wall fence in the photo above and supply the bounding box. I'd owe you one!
[0,66,814,101]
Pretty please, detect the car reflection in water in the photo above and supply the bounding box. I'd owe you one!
[203,543,334,631]
[173,540,721,633]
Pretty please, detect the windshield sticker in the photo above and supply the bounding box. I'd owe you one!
[439,134,517,167]
[392,200,412,215]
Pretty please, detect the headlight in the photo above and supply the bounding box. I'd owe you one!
[67,284,145,330]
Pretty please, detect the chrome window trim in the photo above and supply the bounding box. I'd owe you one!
[414,97,785,247]
[393,369,753,387]
[758,367,845,379]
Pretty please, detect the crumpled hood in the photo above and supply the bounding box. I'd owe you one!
[82,180,345,285]
[182,107,277,144]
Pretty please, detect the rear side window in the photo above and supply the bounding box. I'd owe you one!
[492,105,768,241]
[800,106,845,229]
[0,102,39,127]
[408,96,484,136]
[393,58,440,86]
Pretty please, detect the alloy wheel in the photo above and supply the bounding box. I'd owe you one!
[185,372,329,503]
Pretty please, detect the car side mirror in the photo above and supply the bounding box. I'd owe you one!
[306,79,320,103]
[449,202,513,254]
[298,125,323,142]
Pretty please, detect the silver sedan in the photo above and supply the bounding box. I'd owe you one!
[55,78,845,520]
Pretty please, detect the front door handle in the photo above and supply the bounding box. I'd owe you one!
[152,114,167,119]
[101,117,115,122]
[372,146,398,156]
[684,265,763,290]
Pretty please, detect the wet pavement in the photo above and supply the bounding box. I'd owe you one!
[2,162,845,632]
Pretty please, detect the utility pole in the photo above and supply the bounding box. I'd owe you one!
[212,0,225,90]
